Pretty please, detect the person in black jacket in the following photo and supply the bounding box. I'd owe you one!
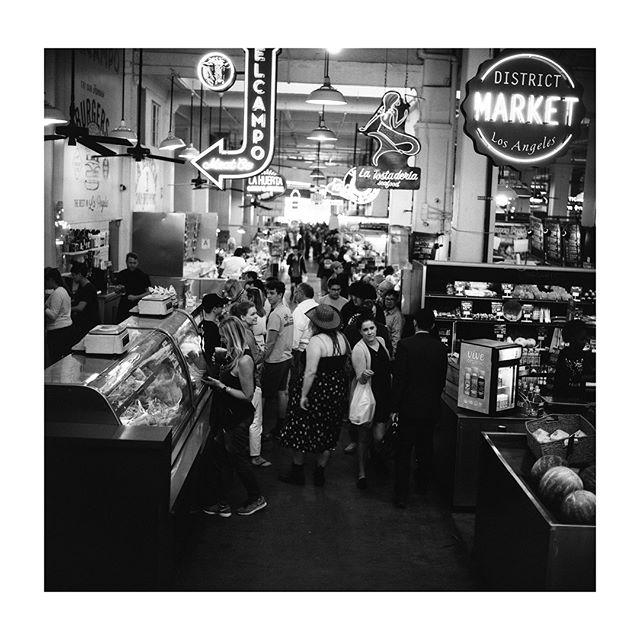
[115,252,151,322]
[390,307,448,508]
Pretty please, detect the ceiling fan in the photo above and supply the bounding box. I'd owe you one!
[108,49,184,164]
[239,195,273,211]
[44,50,133,157]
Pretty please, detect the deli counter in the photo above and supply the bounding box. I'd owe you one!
[45,308,211,590]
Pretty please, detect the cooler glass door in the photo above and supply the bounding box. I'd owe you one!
[496,364,518,411]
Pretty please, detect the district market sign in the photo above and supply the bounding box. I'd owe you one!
[461,51,585,167]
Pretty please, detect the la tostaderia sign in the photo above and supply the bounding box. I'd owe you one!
[461,51,586,168]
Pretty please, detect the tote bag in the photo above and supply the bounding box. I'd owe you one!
[348,341,376,425]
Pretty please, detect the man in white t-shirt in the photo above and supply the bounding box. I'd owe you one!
[318,277,348,313]
[262,280,293,439]
[221,248,247,279]
[291,282,318,375]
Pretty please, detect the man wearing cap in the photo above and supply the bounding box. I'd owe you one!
[390,307,448,508]
[201,293,228,368]
[262,280,294,439]
[291,282,318,377]
[329,260,350,295]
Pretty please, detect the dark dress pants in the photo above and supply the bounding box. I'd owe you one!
[393,415,435,501]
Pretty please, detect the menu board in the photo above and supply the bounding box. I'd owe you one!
[529,216,545,259]
[544,219,562,264]
[411,232,438,261]
[562,222,581,267]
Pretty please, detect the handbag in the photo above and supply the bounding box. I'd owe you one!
[378,413,399,459]
[349,380,376,425]
[348,341,376,425]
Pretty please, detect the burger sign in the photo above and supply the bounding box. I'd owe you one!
[461,51,585,168]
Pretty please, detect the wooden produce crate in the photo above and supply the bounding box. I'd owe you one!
[474,432,595,591]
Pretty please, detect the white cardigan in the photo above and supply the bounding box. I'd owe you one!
[351,337,389,383]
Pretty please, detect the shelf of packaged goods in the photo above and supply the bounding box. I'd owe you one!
[425,293,595,304]
[433,318,598,328]
[61,246,108,256]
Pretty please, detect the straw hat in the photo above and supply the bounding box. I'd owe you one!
[306,303,341,330]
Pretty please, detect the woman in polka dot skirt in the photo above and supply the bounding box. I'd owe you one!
[278,304,350,486]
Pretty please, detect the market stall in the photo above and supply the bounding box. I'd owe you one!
[45,309,211,590]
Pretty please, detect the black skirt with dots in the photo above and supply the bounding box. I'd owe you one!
[280,353,349,453]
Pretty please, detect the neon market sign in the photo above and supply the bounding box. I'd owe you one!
[246,168,287,196]
[197,51,236,92]
[192,48,280,189]
[355,90,421,190]
[461,51,585,167]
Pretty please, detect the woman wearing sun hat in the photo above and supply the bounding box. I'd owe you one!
[278,304,350,487]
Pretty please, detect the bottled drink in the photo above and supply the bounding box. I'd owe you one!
[470,368,478,397]
[477,369,486,399]
[463,368,472,396]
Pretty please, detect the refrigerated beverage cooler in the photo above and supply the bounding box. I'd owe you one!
[457,339,522,415]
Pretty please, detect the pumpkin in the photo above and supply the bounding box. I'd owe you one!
[560,489,596,525]
[538,466,583,510]
[579,465,596,494]
[530,455,567,487]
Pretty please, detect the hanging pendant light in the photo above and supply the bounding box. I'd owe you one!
[306,50,346,105]
[307,106,338,142]
[179,91,199,160]
[111,49,138,144]
[310,142,325,179]
[159,74,185,151]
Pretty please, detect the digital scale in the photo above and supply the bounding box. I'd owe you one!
[137,293,174,316]
[84,324,131,355]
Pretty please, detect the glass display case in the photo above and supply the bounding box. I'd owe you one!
[121,308,208,405]
[45,330,193,452]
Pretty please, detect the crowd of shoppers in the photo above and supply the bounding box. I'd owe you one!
[195,256,447,515]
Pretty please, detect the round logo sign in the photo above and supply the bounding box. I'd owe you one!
[341,167,380,205]
[461,51,585,167]
[197,51,236,92]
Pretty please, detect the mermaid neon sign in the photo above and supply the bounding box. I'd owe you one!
[355,90,421,190]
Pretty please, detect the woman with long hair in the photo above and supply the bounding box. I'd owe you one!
[44,267,74,365]
[201,316,267,516]
[351,312,392,489]
[245,286,267,348]
[230,300,271,468]
[278,304,350,487]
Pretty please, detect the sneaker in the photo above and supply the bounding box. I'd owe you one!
[251,455,273,467]
[343,442,357,455]
[236,496,267,516]
[203,503,232,518]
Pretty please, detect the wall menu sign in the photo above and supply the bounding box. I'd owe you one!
[356,90,421,190]
[192,48,280,189]
[246,168,286,196]
[461,51,585,168]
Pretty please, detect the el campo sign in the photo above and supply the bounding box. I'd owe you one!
[192,48,280,189]
[461,51,585,167]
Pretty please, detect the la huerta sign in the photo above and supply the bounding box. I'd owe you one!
[355,90,421,190]
[461,51,585,167]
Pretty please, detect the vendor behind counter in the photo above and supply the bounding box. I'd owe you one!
[553,319,595,403]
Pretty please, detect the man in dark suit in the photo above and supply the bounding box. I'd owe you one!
[390,307,448,508]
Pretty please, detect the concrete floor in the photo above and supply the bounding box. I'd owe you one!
[170,264,484,591]
[172,431,483,591]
